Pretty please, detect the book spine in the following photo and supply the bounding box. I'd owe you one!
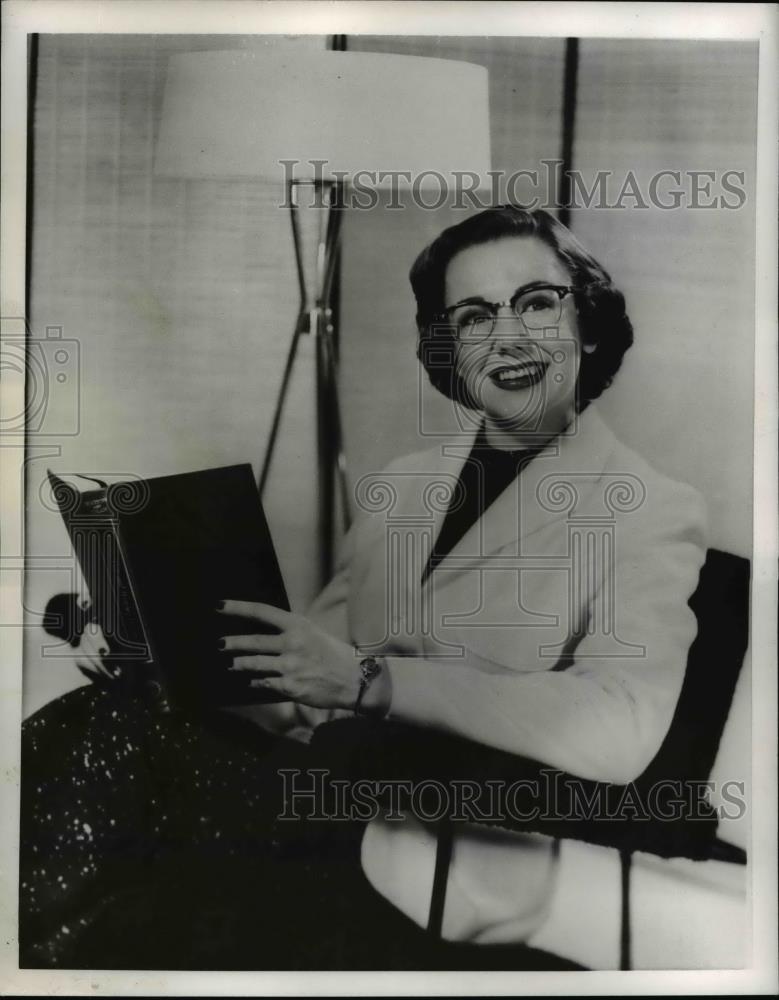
[71,493,171,713]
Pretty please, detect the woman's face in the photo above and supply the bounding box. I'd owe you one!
[445,235,582,444]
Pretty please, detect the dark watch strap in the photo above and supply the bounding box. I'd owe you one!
[354,654,384,717]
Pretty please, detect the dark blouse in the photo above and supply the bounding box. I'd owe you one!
[420,423,539,586]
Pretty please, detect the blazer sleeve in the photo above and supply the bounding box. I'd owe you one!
[385,482,708,784]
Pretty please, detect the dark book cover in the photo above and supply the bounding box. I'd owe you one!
[48,464,290,712]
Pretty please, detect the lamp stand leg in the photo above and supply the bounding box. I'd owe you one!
[316,326,337,584]
[258,313,306,497]
[619,849,633,970]
[427,819,453,938]
[260,179,351,590]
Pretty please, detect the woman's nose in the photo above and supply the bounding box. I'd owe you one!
[489,309,531,341]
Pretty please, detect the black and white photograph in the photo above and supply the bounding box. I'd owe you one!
[1,1,776,993]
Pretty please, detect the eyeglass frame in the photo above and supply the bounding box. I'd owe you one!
[431,282,581,343]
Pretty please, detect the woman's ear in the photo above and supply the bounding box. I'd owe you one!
[582,342,597,355]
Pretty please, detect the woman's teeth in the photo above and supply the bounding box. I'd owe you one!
[489,361,548,386]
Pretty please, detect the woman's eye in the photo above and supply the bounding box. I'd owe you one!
[454,306,490,326]
[518,291,557,314]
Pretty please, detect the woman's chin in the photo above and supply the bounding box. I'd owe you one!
[478,395,576,443]
[477,382,545,428]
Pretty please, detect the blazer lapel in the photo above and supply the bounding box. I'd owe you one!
[425,405,619,586]
[390,425,479,548]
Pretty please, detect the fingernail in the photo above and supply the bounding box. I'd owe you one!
[217,638,225,650]
[215,601,225,611]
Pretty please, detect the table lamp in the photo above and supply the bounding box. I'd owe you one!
[155,46,491,584]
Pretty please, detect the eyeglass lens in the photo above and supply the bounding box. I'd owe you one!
[452,287,564,341]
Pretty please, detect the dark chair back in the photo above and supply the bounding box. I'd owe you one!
[638,548,750,788]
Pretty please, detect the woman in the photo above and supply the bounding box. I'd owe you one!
[22,206,707,968]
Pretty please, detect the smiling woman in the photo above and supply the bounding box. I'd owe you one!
[21,206,706,969]
[413,207,634,438]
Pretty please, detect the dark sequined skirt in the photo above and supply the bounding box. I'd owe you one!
[19,683,359,969]
[19,683,586,971]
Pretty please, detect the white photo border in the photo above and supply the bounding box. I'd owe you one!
[1,2,776,995]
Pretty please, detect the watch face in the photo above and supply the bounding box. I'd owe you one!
[360,656,381,681]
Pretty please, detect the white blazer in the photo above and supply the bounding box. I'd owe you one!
[294,403,708,941]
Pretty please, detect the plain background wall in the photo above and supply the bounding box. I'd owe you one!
[21,33,757,969]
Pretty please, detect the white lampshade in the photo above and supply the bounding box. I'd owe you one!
[154,49,491,184]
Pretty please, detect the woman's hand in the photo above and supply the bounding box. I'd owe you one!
[42,592,119,685]
[217,601,390,714]
[74,621,119,683]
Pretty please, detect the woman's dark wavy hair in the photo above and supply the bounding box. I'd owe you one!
[411,206,633,413]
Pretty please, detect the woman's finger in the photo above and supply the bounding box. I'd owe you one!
[248,677,288,695]
[217,600,291,629]
[76,664,102,683]
[81,623,109,655]
[79,629,100,656]
[220,633,284,654]
[75,652,103,671]
[78,625,117,678]
[229,654,283,674]
[77,656,116,680]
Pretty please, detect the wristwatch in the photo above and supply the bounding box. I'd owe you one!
[354,654,385,717]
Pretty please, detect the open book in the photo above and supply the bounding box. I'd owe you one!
[47,464,290,713]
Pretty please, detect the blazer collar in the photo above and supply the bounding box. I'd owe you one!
[418,404,620,580]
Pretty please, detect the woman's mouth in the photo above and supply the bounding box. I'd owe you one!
[487,359,550,390]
